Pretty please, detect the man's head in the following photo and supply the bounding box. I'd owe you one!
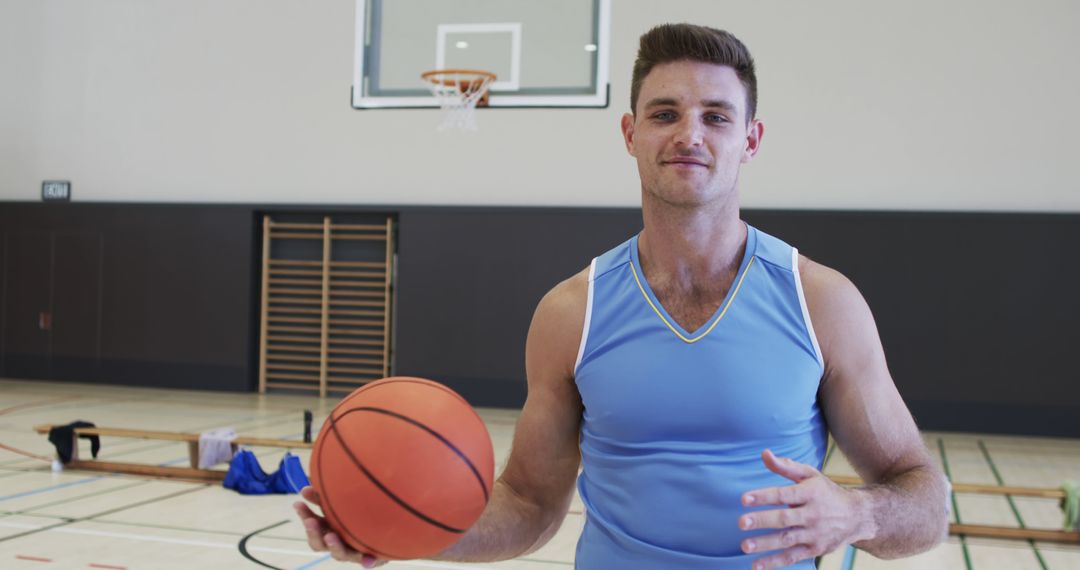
[630,24,757,123]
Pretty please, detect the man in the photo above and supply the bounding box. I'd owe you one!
[295,23,950,569]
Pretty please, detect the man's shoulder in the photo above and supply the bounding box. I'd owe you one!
[797,255,864,315]
[797,254,879,368]
[527,267,591,378]
[537,267,590,323]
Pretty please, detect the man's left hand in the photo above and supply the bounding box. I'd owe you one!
[738,449,874,570]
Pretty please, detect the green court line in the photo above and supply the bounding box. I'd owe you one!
[938,438,974,570]
[977,440,1049,570]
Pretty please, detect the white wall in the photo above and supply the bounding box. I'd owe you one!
[2,0,1078,211]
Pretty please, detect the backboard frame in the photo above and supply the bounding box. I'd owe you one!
[351,0,611,109]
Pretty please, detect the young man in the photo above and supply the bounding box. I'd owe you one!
[296,24,950,569]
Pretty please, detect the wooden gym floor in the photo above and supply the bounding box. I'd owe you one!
[1,378,1078,569]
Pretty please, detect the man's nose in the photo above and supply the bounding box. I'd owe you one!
[673,116,704,148]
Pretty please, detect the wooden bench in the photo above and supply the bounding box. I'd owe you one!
[34,424,312,483]
[830,474,1080,544]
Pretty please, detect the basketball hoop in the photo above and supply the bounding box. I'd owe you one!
[421,69,496,131]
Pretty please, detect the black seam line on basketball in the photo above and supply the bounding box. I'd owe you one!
[238,519,290,570]
[0,484,209,543]
[339,407,489,503]
[365,378,469,406]
[320,416,397,560]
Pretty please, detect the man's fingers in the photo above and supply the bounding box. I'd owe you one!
[741,527,812,554]
[293,501,320,521]
[761,449,817,482]
[300,485,323,507]
[742,480,807,508]
[749,545,815,570]
[299,515,329,552]
[739,505,807,531]
[324,531,367,563]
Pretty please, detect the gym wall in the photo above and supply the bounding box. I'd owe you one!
[1,0,1078,210]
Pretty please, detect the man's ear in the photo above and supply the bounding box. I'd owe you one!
[742,118,764,163]
[621,113,636,156]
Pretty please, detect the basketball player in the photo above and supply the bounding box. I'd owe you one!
[296,24,950,569]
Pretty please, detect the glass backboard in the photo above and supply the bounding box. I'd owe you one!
[352,0,611,109]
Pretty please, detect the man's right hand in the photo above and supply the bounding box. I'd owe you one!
[293,486,386,568]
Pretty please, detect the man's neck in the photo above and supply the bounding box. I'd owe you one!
[638,192,746,293]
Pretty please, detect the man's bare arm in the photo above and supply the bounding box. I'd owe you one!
[738,258,949,569]
[295,270,587,566]
[436,271,587,560]
[806,258,950,558]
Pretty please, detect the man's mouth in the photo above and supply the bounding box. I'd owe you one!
[664,157,709,167]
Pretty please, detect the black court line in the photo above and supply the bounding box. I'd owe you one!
[0,482,210,543]
[4,480,151,517]
[87,518,311,543]
[238,519,291,570]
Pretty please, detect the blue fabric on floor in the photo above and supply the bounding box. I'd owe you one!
[224,450,310,495]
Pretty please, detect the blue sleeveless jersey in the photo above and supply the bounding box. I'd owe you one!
[573,224,827,569]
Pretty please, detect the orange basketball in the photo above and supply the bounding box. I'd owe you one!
[309,377,494,560]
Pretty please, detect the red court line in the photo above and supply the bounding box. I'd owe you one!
[0,396,83,416]
[15,554,53,562]
[0,442,52,462]
[89,564,127,570]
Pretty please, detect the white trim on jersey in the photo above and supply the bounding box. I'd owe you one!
[792,247,825,372]
[574,258,598,375]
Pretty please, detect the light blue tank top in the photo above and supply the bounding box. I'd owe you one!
[573,224,827,569]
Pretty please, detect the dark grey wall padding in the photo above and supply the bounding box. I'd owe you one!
[1,202,1077,437]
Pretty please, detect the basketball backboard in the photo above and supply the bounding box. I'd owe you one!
[352,0,611,109]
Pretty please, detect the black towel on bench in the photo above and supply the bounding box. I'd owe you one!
[47,421,101,464]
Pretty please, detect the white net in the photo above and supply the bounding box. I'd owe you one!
[421,70,496,131]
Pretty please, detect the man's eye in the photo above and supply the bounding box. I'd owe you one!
[706,114,729,124]
[653,111,676,121]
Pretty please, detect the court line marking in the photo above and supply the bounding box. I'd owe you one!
[0,519,318,556]
[0,484,208,543]
[0,396,83,416]
[938,438,974,570]
[0,477,103,502]
[3,520,544,570]
[4,480,150,515]
[15,554,52,562]
[293,554,330,570]
[978,440,1049,570]
[239,519,291,569]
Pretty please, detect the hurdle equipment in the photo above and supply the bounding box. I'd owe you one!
[34,424,312,482]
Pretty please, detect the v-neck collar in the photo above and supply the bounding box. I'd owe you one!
[628,225,758,344]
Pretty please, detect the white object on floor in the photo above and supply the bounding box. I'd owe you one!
[198,427,237,469]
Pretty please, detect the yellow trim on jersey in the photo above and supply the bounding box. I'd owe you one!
[630,256,757,344]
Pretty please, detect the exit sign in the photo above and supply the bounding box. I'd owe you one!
[42,180,71,201]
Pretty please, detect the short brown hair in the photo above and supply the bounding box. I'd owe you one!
[630,24,757,122]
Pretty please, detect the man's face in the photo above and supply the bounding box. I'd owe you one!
[622,60,763,209]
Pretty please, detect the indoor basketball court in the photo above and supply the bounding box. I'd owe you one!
[3,0,1080,569]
